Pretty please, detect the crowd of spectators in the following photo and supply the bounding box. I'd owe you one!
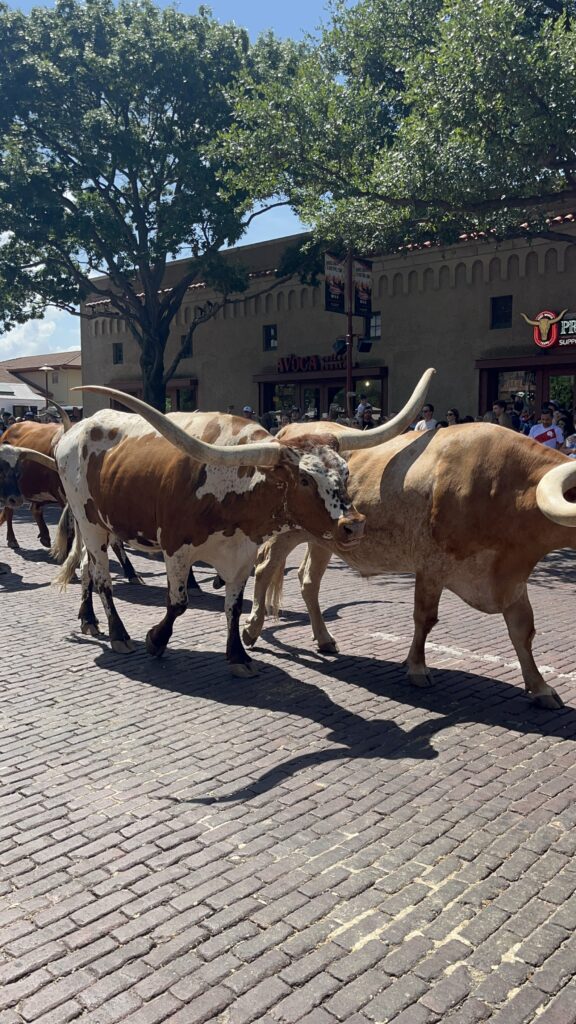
[408,396,576,455]
[237,394,576,454]
[0,406,82,436]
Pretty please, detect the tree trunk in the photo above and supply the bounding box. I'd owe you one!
[140,339,167,411]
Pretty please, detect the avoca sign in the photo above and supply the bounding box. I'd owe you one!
[521,309,576,348]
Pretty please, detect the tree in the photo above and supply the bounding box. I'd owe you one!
[226,0,576,254]
[0,0,294,408]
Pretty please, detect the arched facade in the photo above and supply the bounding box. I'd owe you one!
[79,229,576,422]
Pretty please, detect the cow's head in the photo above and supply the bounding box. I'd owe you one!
[0,444,57,508]
[0,446,23,509]
[275,432,365,547]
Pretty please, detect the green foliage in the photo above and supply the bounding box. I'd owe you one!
[225,0,576,253]
[0,0,293,406]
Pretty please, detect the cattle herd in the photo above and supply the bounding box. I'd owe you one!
[1,367,575,710]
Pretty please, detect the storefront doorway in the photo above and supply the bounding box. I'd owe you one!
[477,355,576,417]
[258,366,387,422]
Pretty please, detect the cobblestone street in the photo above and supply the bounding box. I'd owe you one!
[2,510,576,1024]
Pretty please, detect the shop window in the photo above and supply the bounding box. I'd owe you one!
[367,312,381,339]
[263,324,278,351]
[112,343,124,365]
[497,371,536,414]
[491,295,513,329]
[180,334,193,358]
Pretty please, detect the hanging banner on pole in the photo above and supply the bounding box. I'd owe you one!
[324,253,346,314]
[353,259,372,318]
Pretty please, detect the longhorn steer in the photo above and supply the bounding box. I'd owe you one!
[1,421,142,583]
[243,422,576,707]
[0,443,58,572]
[0,422,64,548]
[0,442,58,507]
[54,371,433,674]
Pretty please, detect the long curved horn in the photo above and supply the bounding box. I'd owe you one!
[73,387,282,468]
[548,308,568,325]
[536,460,576,528]
[48,400,72,431]
[520,313,540,327]
[338,368,436,452]
[17,448,58,471]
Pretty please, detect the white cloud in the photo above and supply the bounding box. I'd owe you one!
[0,308,80,360]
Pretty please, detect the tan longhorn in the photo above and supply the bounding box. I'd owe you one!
[243,421,576,709]
[520,309,567,342]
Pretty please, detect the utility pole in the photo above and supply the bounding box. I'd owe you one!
[346,251,354,420]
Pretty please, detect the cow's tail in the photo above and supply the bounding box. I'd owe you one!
[52,517,83,589]
[265,561,285,618]
[50,504,75,564]
[0,508,6,528]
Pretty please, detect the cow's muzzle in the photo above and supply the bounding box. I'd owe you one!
[335,511,366,548]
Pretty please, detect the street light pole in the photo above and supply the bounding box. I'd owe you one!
[346,251,354,421]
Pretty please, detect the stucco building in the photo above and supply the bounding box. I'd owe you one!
[80,222,576,420]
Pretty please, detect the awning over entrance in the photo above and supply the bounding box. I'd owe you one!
[0,382,47,412]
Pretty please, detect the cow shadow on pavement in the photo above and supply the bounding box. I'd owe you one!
[530,548,576,587]
[87,619,576,803]
[90,640,444,798]
[0,564,51,591]
[113,579,226,611]
[262,637,576,735]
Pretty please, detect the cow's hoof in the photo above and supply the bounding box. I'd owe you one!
[7,539,19,550]
[145,633,166,657]
[407,669,434,688]
[39,535,51,549]
[242,627,258,648]
[127,574,144,586]
[317,638,339,654]
[213,575,225,590]
[81,622,101,637]
[0,562,10,575]
[532,690,564,710]
[111,638,136,654]
[230,661,259,678]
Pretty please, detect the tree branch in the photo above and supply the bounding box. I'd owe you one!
[241,200,291,229]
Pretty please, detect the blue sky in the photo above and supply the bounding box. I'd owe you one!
[3,0,330,359]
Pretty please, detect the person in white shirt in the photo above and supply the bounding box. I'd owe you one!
[355,394,368,424]
[528,409,564,449]
[414,404,437,431]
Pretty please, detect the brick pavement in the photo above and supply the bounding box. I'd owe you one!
[1,509,576,1024]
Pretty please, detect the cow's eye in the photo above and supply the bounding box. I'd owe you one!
[299,475,310,487]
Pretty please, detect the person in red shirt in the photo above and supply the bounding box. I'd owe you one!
[528,409,564,449]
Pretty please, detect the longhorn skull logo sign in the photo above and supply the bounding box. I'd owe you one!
[520,309,568,348]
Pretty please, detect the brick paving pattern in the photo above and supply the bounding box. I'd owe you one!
[1,509,576,1023]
